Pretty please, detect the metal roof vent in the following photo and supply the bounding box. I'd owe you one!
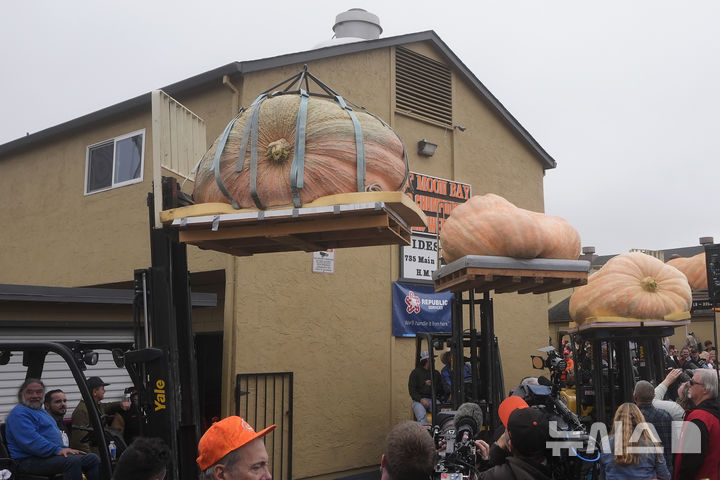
[313,9,382,49]
[333,8,382,40]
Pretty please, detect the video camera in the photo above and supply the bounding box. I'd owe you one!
[530,346,567,375]
[520,347,598,479]
[431,403,484,480]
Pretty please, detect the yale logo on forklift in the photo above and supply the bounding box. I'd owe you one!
[155,379,167,411]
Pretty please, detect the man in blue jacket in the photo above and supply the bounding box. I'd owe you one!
[5,378,100,480]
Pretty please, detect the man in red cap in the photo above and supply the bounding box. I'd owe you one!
[476,396,529,468]
[478,408,552,480]
[197,416,276,480]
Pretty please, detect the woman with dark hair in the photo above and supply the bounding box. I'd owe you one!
[111,437,170,480]
[599,403,670,480]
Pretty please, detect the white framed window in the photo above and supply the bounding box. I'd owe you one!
[85,129,145,194]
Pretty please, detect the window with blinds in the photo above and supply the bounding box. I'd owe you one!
[395,47,453,127]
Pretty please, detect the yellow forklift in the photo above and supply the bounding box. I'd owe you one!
[545,318,690,426]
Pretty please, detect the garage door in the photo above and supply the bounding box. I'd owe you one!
[0,328,134,421]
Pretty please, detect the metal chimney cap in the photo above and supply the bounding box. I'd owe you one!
[699,236,714,245]
[333,8,382,39]
[581,246,596,255]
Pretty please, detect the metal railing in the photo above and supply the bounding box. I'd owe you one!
[235,372,293,480]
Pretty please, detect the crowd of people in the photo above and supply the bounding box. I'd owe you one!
[665,338,717,370]
[405,343,720,480]
[2,345,719,480]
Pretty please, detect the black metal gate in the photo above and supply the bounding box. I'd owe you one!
[235,372,293,480]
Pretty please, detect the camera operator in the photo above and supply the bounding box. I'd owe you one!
[474,396,530,470]
[379,421,435,480]
[476,408,552,480]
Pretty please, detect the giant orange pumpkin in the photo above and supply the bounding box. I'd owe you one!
[569,252,691,324]
[439,193,581,262]
[193,94,407,209]
[666,253,707,290]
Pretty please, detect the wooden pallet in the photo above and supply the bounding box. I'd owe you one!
[432,256,590,294]
[161,192,427,257]
[565,313,691,333]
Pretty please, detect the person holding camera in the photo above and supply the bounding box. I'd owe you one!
[379,421,435,480]
[653,368,687,421]
[476,407,552,480]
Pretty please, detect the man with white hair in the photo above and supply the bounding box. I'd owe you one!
[674,368,720,479]
[5,379,100,480]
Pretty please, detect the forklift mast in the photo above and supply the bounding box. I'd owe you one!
[131,177,201,480]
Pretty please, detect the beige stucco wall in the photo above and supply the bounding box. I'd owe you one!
[216,44,550,479]
[0,40,554,480]
[0,109,227,288]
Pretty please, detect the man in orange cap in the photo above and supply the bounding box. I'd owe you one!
[196,416,276,480]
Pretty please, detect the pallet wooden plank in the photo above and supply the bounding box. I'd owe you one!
[179,214,390,243]
[160,191,427,227]
[434,265,588,295]
[462,267,588,280]
[266,235,325,252]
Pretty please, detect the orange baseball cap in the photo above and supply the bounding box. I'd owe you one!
[498,396,529,428]
[197,416,276,470]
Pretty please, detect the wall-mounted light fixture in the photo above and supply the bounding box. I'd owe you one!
[454,125,467,132]
[417,139,437,157]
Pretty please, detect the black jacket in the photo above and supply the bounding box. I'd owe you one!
[478,457,552,480]
[408,366,442,402]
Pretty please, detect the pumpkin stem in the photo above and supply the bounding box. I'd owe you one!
[641,276,658,292]
[266,138,292,164]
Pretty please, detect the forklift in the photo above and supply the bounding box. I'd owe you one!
[0,341,137,480]
[553,321,688,426]
[413,292,505,437]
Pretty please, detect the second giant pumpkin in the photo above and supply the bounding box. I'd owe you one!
[569,252,692,324]
[193,94,407,209]
[439,193,581,262]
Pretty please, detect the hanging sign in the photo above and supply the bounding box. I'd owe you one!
[392,281,453,337]
[400,172,471,283]
[401,233,440,283]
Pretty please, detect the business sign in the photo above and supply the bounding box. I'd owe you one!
[400,172,471,283]
[408,172,471,235]
[392,281,453,337]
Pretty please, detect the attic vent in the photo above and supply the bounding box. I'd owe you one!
[395,47,452,127]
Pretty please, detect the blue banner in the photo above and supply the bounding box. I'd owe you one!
[392,281,453,337]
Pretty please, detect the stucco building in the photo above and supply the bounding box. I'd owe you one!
[0,12,561,479]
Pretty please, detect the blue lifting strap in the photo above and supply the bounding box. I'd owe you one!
[335,95,365,192]
[212,110,244,209]
[233,94,267,210]
[290,90,309,208]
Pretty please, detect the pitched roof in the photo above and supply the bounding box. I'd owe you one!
[0,31,556,169]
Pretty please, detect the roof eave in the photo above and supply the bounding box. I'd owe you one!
[0,32,556,169]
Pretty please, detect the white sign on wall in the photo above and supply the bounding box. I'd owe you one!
[400,233,439,283]
[400,172,471,284]
[312,249,335,273]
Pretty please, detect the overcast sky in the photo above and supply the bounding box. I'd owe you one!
[2,0,718,255]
